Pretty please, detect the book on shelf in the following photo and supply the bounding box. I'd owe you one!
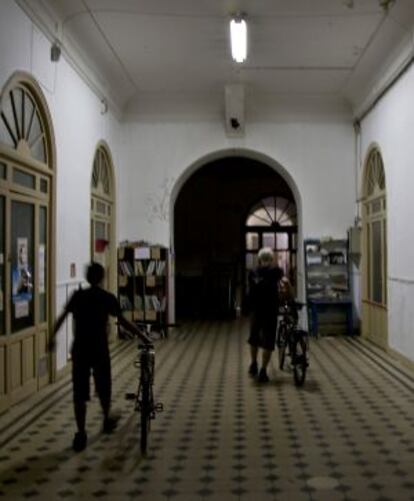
[146,260,156,276]
[134,295,144,310]
[134,260,145,275]
[119,294,132,310]
[119,260,133,276]
[156,261,166,276]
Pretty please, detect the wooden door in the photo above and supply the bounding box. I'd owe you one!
[361,149,388,348]
[0,76,54,412]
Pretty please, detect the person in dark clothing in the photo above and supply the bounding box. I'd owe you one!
[248,247,284,382]
[49,262,151,452]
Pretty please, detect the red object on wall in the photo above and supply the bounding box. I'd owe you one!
[95,239,109,252]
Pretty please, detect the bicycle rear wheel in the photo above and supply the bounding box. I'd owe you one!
[277,324,287,370]
[140,378,151,455]
[293,335,307,387]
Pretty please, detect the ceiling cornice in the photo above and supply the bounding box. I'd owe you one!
[15,0,124,120]
[351,24,414,120]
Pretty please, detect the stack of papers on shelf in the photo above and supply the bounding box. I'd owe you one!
[135,247,150,259]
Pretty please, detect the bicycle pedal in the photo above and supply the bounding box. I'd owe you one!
[125,392,136,400]
[155,403,164,413]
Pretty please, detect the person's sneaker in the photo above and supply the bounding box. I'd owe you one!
[72,431,87,452]
[248,361,258,376]
[103,416,119,434]
[258,368,269,383]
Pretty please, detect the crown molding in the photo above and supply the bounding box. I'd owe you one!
[14,0,124,120]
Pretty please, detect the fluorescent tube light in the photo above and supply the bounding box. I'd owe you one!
[230,17,247,63]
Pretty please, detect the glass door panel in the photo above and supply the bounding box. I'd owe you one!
[39,206,47,323]
[262,232,275,249]
[246,232,259,251]
[276,233,288,250]
[0,196,4,335]
[371,220,383,304]
[11,200,34,333]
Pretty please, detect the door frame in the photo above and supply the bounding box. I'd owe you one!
[0,72,56,412]
[361,145,388,349]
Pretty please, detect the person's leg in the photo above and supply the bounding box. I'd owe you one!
[258,319,277,382]
[261,349,272,370]
[249,345,259,376]
[94,354,117,432]
[248,315,260,376]
[72,357,89,451]
[74,401,87,432]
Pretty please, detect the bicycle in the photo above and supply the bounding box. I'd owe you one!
[277,301,309,386]
[125,326,163,455]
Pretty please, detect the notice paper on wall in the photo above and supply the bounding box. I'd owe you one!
[15,300,29,319]
[12,237,33,304]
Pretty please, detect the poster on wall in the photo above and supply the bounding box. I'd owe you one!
[12,238,33,314]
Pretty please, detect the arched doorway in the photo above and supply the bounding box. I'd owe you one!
[90,143,115,294]
[0,73,55,411]
[361,147,388,348]
[173,156,297,320]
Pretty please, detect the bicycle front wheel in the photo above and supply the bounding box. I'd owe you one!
[293,335,307,387]
[140,379,151,455]
[277,325,287,370]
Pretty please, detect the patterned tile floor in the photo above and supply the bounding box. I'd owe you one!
[0,319,414,500]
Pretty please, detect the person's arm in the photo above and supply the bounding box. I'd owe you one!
[49,292,77,352]
[280,276,294,302]
[48,308,69,352]
[118,314,152,344]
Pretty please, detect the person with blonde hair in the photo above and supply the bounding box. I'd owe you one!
[247,247,284,382]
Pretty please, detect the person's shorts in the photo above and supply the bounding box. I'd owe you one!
[248,313,278,351]
[72,353,111,403]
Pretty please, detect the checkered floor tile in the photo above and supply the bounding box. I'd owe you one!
[1,319,413,500]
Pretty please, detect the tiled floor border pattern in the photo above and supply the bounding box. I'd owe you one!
[0,320,413,500]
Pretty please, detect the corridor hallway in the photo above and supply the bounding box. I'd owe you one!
[0,319,413,501]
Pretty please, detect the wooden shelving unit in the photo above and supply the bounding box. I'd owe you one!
[118,243,168,330]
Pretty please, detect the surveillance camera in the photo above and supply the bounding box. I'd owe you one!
[230,118,240,129]
[50,42,61,62]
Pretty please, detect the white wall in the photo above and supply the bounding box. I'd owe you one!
[119,101,356,327]
[359,62,414,362]
[120,107,356,246]
[0,0,123,369]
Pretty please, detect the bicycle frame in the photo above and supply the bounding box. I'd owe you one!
[125,334,163,455]
[277,301,309,386]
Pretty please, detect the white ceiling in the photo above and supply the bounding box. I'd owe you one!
[25,0,414,114]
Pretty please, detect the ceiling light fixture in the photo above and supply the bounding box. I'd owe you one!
[230,15,247,63]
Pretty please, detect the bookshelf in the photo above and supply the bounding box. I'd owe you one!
[304,238,352,336]
[118,243,168,329]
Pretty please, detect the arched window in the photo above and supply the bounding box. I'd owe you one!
[0,73,55,410]
[363,149,387,305]
[361,147,387,348]
[90,144,115,293]
[91,146,111,197]
[0,83,52,165]
[245,196,297,285]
